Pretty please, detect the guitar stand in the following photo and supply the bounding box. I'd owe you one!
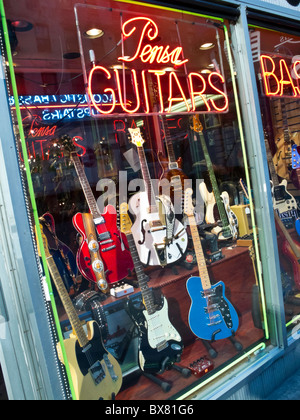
[142,364,191,393]
[201,332,243,359]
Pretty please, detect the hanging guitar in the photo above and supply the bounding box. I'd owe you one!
[128,127,188,267]
[191,115,238,241]
[120,202,183,374]
[67,149,134,285]
[291,143,300,190]
[37,222,123,400]
[274,211,300,291]
[264,135,298,226]
[184,188,239,341]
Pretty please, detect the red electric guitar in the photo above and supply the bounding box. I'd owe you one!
[70,151,134,286]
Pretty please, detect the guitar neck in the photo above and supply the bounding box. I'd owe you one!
[46,255,89,348]
[137,146,158,212]
[264,137,279,187]
[161,116,176,164]
[198,132,228,225]
[72,154,102,218]
[188,214,211,290]
[126,233,156,314]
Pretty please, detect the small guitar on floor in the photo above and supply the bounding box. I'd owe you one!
[184,188,239,341]
[120,202,183,374]
[37,222,123,400]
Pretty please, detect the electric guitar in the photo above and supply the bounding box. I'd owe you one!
[120,202,183,374]
[128,127,188,267]
[264,136,298,222]
[37,222,123,400]
[291,143,300,190]
[274,211,300,291]
[184,188,239,341]
[71,151,134,285]
[191,115,238,240]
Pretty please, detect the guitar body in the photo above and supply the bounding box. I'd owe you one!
[127,295,183,373]
[271,180,298,215]
[57,321,122,400]
[187,277,239,341]
[129,191,188,266]
[73,205,133,284]
[199,182,237,240]
[158,154,188,196]
[279,237,300,290]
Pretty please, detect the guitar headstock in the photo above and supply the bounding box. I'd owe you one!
[119,202,132,235]
[184,188,194,218]
[292,144,300,169]
[128,128,145,148]
[191,115,203,134]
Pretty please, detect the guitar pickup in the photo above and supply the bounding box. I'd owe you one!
[149,220,163,228]
[156,340,168,352]
[93,216,105,225]
[99,239,113,246]
[98,231,111,241]
[101,245,116,252]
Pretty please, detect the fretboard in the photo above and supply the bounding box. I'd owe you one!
[47,255,89,348]
[126,233,156,315]
[161,116,176,163]
[188,214,211,290]
[264,137,279,187]
[198,132,229,227]
[71,153,101,218]
[137,146,158,212]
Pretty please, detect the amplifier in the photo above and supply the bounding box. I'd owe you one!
[231,205,253,237]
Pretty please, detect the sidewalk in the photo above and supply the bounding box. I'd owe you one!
[266,368,300,400]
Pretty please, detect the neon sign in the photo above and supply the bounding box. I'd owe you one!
[260,54,300,97]
[87,16,229,116]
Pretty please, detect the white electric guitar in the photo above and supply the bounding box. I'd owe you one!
[128,128,188,267]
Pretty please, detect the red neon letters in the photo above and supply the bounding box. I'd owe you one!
[87,16,229,116]
[260,54,300,97]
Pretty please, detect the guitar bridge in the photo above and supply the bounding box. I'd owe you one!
[156,340,168,352]
[89,361,106,385]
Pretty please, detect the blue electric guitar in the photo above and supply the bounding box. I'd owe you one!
[291,144,300,235]
[184,188,239,341]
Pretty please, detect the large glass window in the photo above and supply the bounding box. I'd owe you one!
[2,0,267,400]
[249,24,300,337]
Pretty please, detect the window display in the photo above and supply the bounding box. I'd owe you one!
[250,25,300,332]
[2,0,268,400]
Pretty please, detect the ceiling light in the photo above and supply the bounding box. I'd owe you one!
[199,42,215,50]
[200,69,212,74]
[11,20,33,32]
[84,28,104,39]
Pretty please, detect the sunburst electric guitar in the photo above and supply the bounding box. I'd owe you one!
[120,202,183,373]
[128,127,188,267]
[37,222,123,400]
[184,188,239,341]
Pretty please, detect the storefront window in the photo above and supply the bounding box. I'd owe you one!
[249,25,300,337]
[2,0,267,400]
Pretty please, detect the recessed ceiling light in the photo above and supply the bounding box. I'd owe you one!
[207,63,215,68]
[11,20,33,32]
[199,42,215,50]
[84,28,104,39]
[200,69,212,74]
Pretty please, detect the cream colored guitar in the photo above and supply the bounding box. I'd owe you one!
[37,219,122,400]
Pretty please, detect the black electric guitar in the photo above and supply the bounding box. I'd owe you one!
[37,222,123,400]
[191,115,238,240]
[120,202,183,374]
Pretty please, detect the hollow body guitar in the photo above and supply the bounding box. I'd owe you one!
[184,189,239,341]
[128,128,188,267]
[71,152,134,285]
[120,203,183,374]
[37,222,122,400]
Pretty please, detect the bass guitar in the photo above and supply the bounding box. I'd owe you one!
[37,222,123,400]
[120,202,183,374]
[191,115,238,240]
[71,151,134,285]
[184,188,239,341]
[128,127,188,267]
